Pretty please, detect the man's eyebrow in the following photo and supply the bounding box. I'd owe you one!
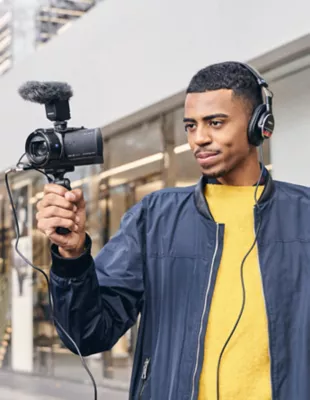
[183,113,229,123]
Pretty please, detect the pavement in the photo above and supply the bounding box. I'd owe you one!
[49,352,132,387]
[0,371,128,400]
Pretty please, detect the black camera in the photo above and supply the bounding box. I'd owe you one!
[19,81,103,171]
[25,125,103,170]
[18,81,104,235]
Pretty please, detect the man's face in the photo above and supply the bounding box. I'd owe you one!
[184,89,253,178]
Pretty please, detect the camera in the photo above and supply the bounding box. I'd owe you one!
[18,81,104,235]
[19,81,104,171]
[25,126,103,170]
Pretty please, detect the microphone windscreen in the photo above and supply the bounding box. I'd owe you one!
[18,81,73,104]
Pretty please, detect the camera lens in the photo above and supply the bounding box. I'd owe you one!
[25,130,62,168]
[25,132,50,167]
[32,140,48,157]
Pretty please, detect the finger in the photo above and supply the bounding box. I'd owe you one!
[47,232,72,248]
[45,228,55,237]
[64,189,85,208]
[48,232,81,250]
[37,200,42,211]
[44,183,68,197]
[36,206,77,221]
[37,217,78,233]
[41,193,77,211]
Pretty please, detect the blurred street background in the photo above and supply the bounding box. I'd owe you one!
[0,0,309,397]
[0,371,127,399]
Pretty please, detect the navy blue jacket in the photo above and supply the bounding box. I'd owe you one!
[50,171,310,399]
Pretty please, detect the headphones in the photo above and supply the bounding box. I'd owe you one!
[237,62,275,147]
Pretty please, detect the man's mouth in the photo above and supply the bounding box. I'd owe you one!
[195,151,219,159]
[195,151,220,166]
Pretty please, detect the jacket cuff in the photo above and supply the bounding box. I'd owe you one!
[51,233,93,278]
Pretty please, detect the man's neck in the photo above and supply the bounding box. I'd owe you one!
[216,159,262,186]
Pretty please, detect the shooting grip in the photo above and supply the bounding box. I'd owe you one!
[54,177,72,235]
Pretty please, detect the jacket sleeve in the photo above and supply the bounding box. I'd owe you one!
[49,202,145,356]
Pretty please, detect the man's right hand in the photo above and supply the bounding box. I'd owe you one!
[36,184,87,258]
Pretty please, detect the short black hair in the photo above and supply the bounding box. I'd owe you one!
[186,61,263,115]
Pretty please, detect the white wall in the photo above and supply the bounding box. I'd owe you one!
[271,66,310,186]
[0,0,310,171]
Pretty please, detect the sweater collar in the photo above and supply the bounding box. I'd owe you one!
[206,164,268,186]
[194,165,274,221]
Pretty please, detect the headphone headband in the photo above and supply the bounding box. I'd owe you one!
[237,62,273,113]
[238,62,268,88]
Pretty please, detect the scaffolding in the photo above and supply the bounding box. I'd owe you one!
[35,0,97,47]
[0,2,12,76]
[0,0,102,76]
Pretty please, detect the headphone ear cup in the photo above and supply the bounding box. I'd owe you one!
[248,104,266,147]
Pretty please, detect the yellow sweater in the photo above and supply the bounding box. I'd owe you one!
[198,184,271,400]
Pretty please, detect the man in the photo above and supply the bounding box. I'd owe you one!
[36,62,310,400]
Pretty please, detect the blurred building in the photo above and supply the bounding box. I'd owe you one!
[0,0,12,75]
[11,0,39,65]
[0,0,102,76]
[0,0,309,387]
[0,0,40,75]
[35,0,97,47]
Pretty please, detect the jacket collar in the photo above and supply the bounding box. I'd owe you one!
[194,167,275,220]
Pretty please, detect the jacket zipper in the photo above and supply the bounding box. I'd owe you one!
[139,357,151,399]
[254,214,274,399]
[190,223,219,400]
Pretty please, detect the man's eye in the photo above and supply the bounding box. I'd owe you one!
[185,124,196,133]
[210,120,222,127]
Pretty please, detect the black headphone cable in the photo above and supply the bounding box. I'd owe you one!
[215,146,265,400]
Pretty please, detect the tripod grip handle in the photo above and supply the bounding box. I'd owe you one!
[55,178,72,236]
[56,226,71,235]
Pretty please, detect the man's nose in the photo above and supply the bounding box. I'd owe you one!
[194,126,212,146]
